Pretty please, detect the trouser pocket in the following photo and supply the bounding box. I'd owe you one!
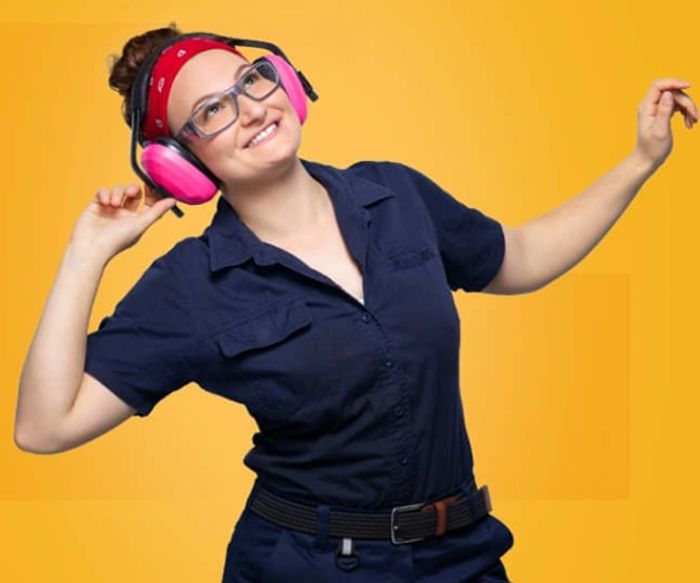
[221,508,286,583]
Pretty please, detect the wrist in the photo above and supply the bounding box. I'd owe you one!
[628,149,662,176]
[65,238,112,270]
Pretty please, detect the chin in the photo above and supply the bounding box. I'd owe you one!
[245,134,301,168]
[221,149,299,187]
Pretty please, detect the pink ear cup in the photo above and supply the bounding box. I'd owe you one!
[142,143,219,205]
[139,54,310,206]
[264,54,308,125]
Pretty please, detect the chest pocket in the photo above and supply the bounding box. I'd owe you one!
[379,239,460,351]
[386,242,438,271]
[213,296,335,423]
[216,297,312,358]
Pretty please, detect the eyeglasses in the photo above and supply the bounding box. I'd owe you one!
[174,61,281,142]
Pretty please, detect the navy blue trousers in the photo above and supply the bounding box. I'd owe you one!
[221,479,515,582]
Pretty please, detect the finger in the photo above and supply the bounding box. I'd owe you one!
[642,81,691,117]
[147,186,172,207]
[110,185,125,207]
[673,90,699,122]
[123,184,142,212]
[143,183,159,207]
[656,90,675,126]
[666,91,698,128]
[678,102,696,129]
[95,187,110,206]
[140,195,176,228]
[664,87,700,123]
[639,78,692,118]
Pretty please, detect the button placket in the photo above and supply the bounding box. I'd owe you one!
[353,302,416,504]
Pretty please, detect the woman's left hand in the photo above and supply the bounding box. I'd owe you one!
[634,78,698,168]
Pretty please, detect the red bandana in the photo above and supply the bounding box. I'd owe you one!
[142,37,248,141]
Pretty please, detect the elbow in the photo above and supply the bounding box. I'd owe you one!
[14,423,64,455]
[506,225,549,294]
[484,225,542,295]
[14,434,63,455]
[14,386,66,454]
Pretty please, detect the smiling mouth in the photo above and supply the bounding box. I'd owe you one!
[244,121,281,148]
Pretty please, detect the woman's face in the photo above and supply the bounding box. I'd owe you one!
[166,49,301,187]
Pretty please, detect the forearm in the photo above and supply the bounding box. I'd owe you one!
[519,150,658,290]
[15,241,111,446]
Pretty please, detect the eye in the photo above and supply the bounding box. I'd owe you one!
[203,101,224,120]
[242,70,261,88]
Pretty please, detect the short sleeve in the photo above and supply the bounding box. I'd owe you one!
[392,162,506,293]
[84,254,201,417]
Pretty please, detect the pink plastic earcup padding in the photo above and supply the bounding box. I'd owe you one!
[264,54,308,125]
[141,143,219,204]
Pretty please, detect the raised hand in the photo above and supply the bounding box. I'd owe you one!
[635,77,698,168]
[70,183,176,260]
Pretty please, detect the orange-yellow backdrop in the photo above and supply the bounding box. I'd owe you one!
[2,1,698,581]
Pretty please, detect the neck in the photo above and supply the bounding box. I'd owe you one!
[220,157,329,244]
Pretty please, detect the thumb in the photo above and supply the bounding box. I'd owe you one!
[657,90,674,122]
[140,196,176,227]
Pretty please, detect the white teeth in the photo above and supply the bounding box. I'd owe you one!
[247,122,278,147]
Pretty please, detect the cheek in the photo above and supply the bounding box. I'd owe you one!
[193,142,238,177]
[207,130,240,155]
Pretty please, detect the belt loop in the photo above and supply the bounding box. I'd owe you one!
[314,504,331,550]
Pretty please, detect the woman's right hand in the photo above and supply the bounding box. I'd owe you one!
[70,183,177,260]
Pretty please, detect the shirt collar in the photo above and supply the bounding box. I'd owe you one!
[206,158,395,272]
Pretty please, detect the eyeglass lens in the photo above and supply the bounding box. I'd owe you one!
[192,61,279,136]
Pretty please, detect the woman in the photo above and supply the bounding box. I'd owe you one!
[15,22,697,583]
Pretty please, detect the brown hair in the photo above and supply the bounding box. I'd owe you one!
[107,22,183,129]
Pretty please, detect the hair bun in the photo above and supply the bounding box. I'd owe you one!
[107,22,182,127]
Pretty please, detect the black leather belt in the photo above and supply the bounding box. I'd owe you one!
[249,483,493,545]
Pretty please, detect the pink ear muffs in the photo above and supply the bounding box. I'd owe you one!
[129,33,319,217]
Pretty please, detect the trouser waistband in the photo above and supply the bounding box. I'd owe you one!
[243,474,492,546]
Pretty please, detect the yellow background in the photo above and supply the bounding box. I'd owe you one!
[2,1,698,581]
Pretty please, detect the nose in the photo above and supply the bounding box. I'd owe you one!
[237,94,268,126]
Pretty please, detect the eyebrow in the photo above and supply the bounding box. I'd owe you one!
[190,63,251,113]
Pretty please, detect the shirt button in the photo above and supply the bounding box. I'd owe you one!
[383,359,393,368]
[399,455,409,466]
[393,404,404,417]
[361,312,371,323]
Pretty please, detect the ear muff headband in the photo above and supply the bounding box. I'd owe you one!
[128,32,319,218]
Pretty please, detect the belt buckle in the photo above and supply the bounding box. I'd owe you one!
[390,502,426,545]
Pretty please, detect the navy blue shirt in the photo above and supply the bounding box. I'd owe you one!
[85,158,505,510]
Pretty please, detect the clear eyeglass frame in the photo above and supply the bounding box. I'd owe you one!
[174,60,281,144]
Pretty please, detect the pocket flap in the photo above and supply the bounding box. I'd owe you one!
[387,243,437,270]
[216,297,312,358]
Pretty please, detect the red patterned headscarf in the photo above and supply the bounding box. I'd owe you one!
[142,37,248,141]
